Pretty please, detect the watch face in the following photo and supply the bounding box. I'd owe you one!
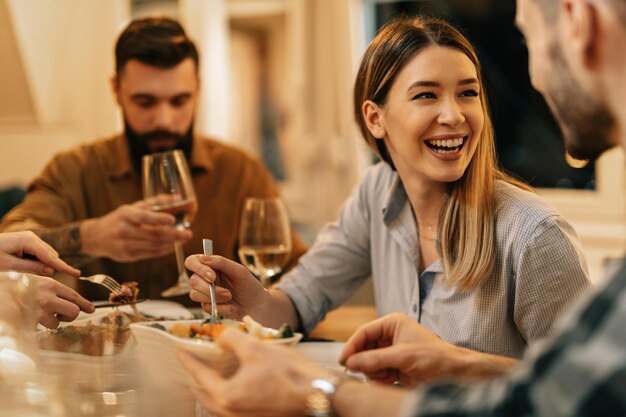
[311,378,337,394]
[306,376,344,417]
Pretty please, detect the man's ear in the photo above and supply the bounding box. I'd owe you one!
[362,100,386,139]
[563,0,601,69]
[110,74,122,106]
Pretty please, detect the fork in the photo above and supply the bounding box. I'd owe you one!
[202,239,219,324]
[79,274,123,295]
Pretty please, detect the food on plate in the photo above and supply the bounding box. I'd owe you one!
[37,309,165,356]
[167,315,294,341]
[108,281,139,304]
[37,321,131,356]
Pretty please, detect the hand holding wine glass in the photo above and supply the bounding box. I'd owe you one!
[238,197,292,288]
[143,150,197,297]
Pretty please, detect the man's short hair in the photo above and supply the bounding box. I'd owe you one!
[115,17,199,75]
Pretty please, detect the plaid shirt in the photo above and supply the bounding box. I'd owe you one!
[404,262,626,417]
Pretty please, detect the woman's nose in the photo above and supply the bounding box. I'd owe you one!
[437,98,465,126]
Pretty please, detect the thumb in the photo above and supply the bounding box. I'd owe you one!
[214,327,259,359]
[345,345,406,375]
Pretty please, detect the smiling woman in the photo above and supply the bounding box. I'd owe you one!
[184,16,591,374]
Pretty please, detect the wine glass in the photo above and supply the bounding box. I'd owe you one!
[142,150,197,297]
[238,197,292,288]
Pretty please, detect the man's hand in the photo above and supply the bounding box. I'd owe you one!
[178,328,331,417]
[0,231,81,276]
[80,200,192,262]
[34,276,95,329]
[339,313,518,386]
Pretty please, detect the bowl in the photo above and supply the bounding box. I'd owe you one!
[130,319,302,387]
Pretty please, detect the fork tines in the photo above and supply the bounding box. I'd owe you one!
[79,274,123,295]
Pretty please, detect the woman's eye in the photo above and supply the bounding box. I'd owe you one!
[460,89,480,97]
[412,92,436,100]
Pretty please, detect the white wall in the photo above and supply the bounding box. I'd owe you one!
[0,0,128,187]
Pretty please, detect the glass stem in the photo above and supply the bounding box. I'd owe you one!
[259,273,272,288]
[174,221,189,284]
[174,241,189,284]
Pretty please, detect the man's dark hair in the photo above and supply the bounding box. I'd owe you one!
[115,17,199,74]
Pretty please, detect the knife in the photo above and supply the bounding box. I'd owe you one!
[92,299,147,308]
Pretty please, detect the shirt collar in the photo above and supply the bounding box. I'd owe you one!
[382,172,409,226]
[108,134,213,180]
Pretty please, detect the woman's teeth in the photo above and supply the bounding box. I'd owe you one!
[425,137,466,153]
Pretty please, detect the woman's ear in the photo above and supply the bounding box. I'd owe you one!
[362,100,386,139]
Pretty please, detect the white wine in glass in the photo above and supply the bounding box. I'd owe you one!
[142,150,197,297]
[238,198,292,288]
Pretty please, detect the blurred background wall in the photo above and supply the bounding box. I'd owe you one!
[1,0,625,283]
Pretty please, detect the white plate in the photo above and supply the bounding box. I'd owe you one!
[296,342,366,381]
[296,342,346,369]
[75,299,194,323]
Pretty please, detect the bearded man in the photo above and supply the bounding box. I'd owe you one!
[0,17,306,302]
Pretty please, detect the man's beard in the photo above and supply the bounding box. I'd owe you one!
[544,42,616,161]
[125,120,194,173]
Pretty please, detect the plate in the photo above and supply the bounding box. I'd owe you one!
[296,342,366,381]
[75,299,194,323]
[130,319,303,388]
[296,342,346,370]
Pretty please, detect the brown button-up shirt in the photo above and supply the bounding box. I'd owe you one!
[0,134,307,303]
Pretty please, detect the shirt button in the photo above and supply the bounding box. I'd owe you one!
[412,304,418,313]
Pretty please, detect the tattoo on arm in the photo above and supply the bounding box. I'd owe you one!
[39,222,94,267]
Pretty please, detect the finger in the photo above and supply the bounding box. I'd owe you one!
[190,387,222,417]
[54,282,95,314]
[200,302,239,319]
[122,206,176,227]
[5,258,56,276]
[178,351,226,394]
[41,297,81,322]
[18,237,69,275]
[187,255,251,283]
[214,328,261,361]
[185,255,218,282]
[119,223,191,246]
[189,288,232,305]
[344,346,405,375]
[340,317,391,363]
[138,224,193,243]
[37,310,60,329]
[367,369,399,385]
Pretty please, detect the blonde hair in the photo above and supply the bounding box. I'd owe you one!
[354,16,531,290]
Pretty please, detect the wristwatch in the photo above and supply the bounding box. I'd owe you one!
[305,374,344,417]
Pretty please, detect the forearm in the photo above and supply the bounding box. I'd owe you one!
[449,347,519,379]
[334,381,409,417]
[39,221,96,267]
[2,218,95,267]
[254,288,301,331]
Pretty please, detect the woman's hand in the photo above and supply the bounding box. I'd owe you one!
[185,254,269,320]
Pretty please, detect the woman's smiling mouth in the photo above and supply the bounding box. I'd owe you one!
[425,136,468,154]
